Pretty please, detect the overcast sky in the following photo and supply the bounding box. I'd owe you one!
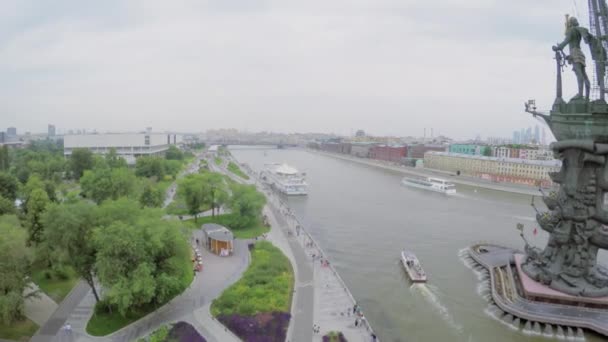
[0,0,590,139]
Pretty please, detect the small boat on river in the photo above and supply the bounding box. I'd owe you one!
[401,250,427,283]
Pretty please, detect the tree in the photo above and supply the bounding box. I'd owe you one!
[0,146,9,171]
[43,201,101,301]
[93,212,189,316]
[201,173,228,217]
[105,148,127,169]
[0,215,32,325]
[482,147,492,157]
[178,174,205,221]
[0,172,19,201]
[135,156,166,180]
[69,148,94,179]
[0,196,15,215]
[227,184,266,229]
[26,188,49,246]
[165,145,184,160]
[140,182,164,208]
[80,168,137,204]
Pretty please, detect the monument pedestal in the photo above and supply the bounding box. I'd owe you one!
[465,243,608,338]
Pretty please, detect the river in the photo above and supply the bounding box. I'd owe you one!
[230,147,606,342]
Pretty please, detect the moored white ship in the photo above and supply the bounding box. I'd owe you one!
[261,163,308,195]
[401,250,427,283]
[402,176,456,195]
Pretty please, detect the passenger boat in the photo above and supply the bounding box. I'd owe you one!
[261,163,308,195]
[401,250,427,283]
[401,176,456,195]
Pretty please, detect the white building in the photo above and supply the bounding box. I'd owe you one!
[64,129,183,164]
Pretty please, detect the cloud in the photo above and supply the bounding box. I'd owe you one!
[0,0,587,139]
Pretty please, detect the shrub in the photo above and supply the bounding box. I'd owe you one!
[167,321,206,342]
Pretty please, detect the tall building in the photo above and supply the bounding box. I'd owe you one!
[48,124,56,137]
[6,127,16,137]
[513,131,521,144]
[534,125,540,144]
[542,128,547,146]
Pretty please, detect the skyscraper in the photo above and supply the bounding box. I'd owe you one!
[48,124,56,137]
[6,127,16,137]
[534,125,540,144]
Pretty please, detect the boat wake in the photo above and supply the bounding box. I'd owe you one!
[410,283,463,334]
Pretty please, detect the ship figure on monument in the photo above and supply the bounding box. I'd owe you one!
[464,4,608,338]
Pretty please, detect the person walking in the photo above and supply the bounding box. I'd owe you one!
[355,318,359,327]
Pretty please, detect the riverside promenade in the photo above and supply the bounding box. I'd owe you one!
[312,149,542,196]
[226,154,380,342]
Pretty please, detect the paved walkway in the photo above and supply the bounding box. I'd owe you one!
[24,283,59,326]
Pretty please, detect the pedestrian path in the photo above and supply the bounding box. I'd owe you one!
[24,283,58,326]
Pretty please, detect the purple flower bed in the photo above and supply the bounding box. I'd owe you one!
[167,321,207,342]
[218,312,290,342]
[322,331,348,342]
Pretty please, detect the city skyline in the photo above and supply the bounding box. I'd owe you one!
[0,0,582,139]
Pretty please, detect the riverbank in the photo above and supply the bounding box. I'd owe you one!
[310,149,542,196]
[227,151,379,342]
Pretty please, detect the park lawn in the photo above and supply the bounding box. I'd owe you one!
[30,262,79,303]
[183,214,270,239]
[214,157,223,166]
[156,178,173,195]
[211,241,294,317]
[227,162,250,180]
[0,318,39,341]
[85,255,194,336]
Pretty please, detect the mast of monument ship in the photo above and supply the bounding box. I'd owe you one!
[588,0,608,100]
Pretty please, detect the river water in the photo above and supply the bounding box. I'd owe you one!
[230,148,606,342]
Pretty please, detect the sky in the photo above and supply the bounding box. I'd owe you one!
[0,0,592,139]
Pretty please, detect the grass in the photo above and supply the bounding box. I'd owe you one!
[227,162,250,180]
[182,214,270,239]
[30,263,79,303]
[0,318,39,341]
[214,157,223,166]
[211,241,294,317]
[85,255,194,336]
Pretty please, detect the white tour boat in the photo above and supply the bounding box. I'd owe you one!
[401,176,456,195]
[401,250,427,283]
[261,163,308,196]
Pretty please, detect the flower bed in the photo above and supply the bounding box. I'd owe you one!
[323,331,348,342]
[218,312,290,342]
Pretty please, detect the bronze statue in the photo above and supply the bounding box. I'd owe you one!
[552,16,591,100]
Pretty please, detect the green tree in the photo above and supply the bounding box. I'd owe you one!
[43,201,101,301]
[26,188,50,246]
[0,145,9,171]
[482,147,493,157]
[105,148,127,169]
[93,213,189,315]
[0,196,15,215]
[0,172,19,201]
[69,148,94,179]
[178,174,204,221]
[80,168,137,204]
[201,173,228,217]
[140,182,164,208]
[0,215,32,325]
[135,157,165,179]
[227,184,266,229]
[165,145,183,160]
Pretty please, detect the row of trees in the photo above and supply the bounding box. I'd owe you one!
[177,171,266,229]
[44,199,191,314]
[0,142,194,326]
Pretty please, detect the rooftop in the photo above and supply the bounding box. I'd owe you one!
[426,151,561,167]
